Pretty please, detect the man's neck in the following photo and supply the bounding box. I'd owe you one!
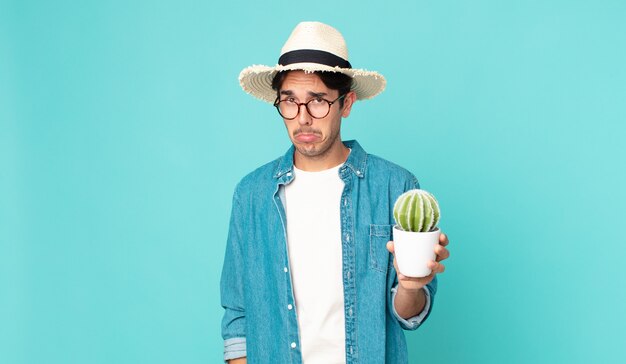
[294,141,350,172]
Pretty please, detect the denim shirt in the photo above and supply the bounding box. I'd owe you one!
[220,140,437,363]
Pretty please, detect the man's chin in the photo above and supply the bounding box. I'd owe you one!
[295,145,321,158]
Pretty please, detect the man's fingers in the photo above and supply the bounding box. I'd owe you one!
[386,241,394,254]
[435,245,450,261]
[439,233,449,246]
[428,260,446,274]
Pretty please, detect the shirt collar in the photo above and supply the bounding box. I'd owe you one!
[273,140,367,179]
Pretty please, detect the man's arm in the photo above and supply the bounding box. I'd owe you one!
[387,232,450,319]
[394,284,427,318]
[221,190,248,361]
[228,358,246,364]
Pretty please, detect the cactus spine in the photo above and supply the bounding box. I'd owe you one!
[393,189,440,232]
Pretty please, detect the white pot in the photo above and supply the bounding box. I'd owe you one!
[392,226,440,278]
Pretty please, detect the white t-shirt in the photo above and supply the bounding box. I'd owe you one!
[284,164,346,364]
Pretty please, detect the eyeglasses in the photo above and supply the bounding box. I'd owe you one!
[273,94,346,120]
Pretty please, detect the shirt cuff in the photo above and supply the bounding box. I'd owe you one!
[391,285,431,330]
[224,337,246,362]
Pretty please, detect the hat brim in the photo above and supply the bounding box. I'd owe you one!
[239,63,386,103]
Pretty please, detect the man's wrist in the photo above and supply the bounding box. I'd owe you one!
[394,285,426,318]
[391,285,432,329]
[397,283,425,295]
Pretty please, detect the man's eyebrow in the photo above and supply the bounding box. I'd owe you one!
[279,90,328,97]
[308,91,328,97]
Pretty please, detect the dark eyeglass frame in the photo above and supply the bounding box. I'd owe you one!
[273,94,347,120]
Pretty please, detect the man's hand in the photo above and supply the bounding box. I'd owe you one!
[387,232,450,318]
[386,232,450,290]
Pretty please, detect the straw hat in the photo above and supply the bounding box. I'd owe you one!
[239,21,386,103]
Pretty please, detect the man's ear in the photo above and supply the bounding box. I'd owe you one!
[341,91,357,118]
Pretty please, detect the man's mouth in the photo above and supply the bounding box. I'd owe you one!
[294,130,321,143]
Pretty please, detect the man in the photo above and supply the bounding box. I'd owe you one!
[220,21,450,363]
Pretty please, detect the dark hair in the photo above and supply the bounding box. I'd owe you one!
[271,71,353,107]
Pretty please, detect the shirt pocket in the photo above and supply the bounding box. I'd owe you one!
[369,224,392,273]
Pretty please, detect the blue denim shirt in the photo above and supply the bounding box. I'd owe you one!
[220,140,437,363]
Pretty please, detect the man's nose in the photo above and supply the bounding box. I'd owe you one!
[297,104,312,125]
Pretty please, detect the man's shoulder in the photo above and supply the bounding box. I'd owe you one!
[234,157,282,193]
[366,153,419,184]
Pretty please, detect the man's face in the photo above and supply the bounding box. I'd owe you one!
[277,71,355,161]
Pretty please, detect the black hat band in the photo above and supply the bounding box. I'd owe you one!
[278,49,352,69]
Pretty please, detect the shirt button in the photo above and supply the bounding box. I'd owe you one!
[284,267,288,273]
[287,304,293,310]
[346,234,350,242]
[291,342,296,349]
[348,307,353,316]
[347,271,351,280]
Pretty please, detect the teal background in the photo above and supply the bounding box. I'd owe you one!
[2,0,625,363]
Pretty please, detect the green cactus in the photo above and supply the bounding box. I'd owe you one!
[393,189,440,232]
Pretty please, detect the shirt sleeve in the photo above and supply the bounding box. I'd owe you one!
[224,337,247,362]
[221,188,247,361]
